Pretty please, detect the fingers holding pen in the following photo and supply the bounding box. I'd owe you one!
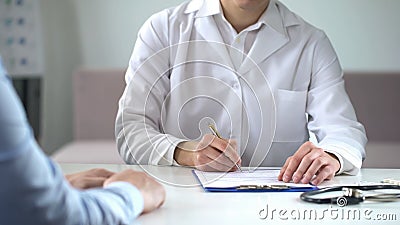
[202,134,240,164]
[173,133,241,172]
[195,134,241,171]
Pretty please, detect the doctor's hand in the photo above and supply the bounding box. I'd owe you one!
[174,134,241,172]
[278,141,340,185]
[66,168,115,190]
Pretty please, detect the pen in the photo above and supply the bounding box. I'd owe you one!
[208,124,242,172]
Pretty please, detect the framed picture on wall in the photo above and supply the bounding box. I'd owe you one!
[0,0,44,77]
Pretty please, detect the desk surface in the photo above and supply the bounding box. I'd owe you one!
[60,164,400,225]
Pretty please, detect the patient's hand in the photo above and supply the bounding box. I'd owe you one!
[104,169,166,214]
[66,168,115,189]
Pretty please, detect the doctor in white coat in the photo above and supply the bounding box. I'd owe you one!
[116,0,367,185]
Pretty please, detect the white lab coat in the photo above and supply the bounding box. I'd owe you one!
[116,0,367,174]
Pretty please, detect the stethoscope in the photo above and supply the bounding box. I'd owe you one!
[300,184,400,206]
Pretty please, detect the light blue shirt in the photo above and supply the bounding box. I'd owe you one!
[0,59,144,225]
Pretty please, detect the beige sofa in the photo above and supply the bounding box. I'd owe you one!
[51,69,125,164]
[344,72,400,168]
[52,69,400,168]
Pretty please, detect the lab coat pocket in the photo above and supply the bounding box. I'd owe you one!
[273,89,308,142]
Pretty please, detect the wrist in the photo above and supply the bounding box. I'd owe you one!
[326,152,341,174]
[174,141,197,166]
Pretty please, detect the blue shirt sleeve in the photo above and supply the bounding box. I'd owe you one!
[0,60,144,224]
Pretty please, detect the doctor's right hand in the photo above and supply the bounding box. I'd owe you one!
[174,134,241,172]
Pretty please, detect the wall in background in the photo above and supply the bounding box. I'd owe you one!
[40,0,182,154]
[73,0,400,71]
[40,0,81,154]
[281,0,400,72]
[40,0,400,154]
[72,0,183,69]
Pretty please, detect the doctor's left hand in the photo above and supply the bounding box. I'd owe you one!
[278,141,340,185]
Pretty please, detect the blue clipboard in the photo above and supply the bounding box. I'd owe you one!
[192,170,318,192]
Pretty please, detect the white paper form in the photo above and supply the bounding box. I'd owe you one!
[193,169,315,189]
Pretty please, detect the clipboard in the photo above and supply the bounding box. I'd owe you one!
[192,169,318,192]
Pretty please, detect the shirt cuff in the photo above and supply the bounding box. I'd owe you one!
[104,182,144,218]
[317,141,363,176]
[323,149,344,174]
[156,135,188,166]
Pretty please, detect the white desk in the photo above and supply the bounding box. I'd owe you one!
[59,164,400,225]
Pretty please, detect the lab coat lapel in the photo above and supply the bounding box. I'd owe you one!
[239,25,288,76]
[194,17,235,70]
